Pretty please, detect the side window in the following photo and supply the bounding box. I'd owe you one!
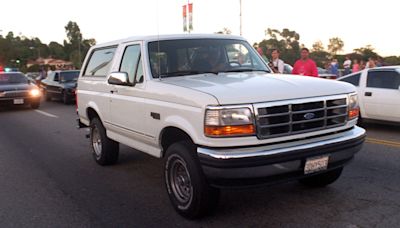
[367,71,400,89]
[120,45,142,84]
[83,47,116,77]
[54,73,59,82]
[340,73,361,86]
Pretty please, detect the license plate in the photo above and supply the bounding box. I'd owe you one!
[13,99,24,104]
[304,156,329,174]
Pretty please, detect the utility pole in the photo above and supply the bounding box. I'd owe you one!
[239,0,242,36]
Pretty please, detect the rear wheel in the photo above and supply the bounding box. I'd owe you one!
[90,118,119,165]
[299,167,343,188]
[164,141,220,219]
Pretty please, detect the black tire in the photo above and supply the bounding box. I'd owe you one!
[299,167,343,188]
[357,114,363,126]
[62,91,71,104]
[90,118,119,165]
[164,141,220,219]
[44,89,51,101]
[31,101,40,109]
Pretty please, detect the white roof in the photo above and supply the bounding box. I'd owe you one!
[95,33,246,48]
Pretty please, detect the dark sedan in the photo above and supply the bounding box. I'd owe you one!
[41,70,79,104]
[0,72,41,109]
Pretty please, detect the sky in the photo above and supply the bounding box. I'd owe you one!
[1,0,399,56]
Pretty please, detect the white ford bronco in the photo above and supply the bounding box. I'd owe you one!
[77,34,366,218]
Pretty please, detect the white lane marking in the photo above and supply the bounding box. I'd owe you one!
[34,110,59,118]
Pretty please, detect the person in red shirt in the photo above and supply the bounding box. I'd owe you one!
[292,48,318,77]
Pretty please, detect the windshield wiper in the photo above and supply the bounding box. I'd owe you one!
[221,68,270,73]
[160,70,218,77]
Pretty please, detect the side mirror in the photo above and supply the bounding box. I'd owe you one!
[108,72,129,86]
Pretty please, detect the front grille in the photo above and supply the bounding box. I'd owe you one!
[1,90,30,98]
[255,96,348,139]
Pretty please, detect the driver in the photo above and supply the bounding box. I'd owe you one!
[193,46,229,72]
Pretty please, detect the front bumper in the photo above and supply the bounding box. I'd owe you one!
[0,97,41,106]
[197,126,366,188]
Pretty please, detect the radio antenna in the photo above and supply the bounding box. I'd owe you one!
[156,0,161,80]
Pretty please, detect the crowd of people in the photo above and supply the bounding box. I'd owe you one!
[258,47,319,77]
[327,56,384,77]
[257,47,384,77]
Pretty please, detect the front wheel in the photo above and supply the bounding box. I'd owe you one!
[299,167,343,188]
[44,89,51,101]
[62,91,71,104]
[30,101,40,109]
[164,141,220,219]
[90,118,119,165]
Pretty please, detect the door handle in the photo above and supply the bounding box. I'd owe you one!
[110,90,118,94]
[365,92,372,96]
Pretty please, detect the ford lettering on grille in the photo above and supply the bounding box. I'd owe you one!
[304,112,316,120]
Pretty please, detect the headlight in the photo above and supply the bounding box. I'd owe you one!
[30,89,40,97]
[204,107,255,137]
[348,93,359,120]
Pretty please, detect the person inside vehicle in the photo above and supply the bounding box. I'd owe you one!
[192,46,229,72]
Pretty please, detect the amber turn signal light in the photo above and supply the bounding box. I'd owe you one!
[204,124,255,137]
[348,108,359,120]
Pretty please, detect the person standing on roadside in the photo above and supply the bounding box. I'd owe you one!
[292,48,318,77]
[352,59,360,72]
[329,59,339,76]
[343,56,352,75]
[268,49,285,73]
[257,47,269,63]
[366,57,376,69]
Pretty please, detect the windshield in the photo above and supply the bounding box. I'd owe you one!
[148,39,270,78]
[60,71,80,82]
[0,73,28,84]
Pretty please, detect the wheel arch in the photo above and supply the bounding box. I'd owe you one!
[159,126,194,157]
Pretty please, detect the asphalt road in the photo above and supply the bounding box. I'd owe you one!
[0,101,399,228]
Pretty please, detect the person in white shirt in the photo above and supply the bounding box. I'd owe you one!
[343,56,352,75]
[269,49,285,73]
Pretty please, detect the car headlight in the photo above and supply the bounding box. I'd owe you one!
[348,93,359,120]
[204,107,255,137]
[30,89,40,97]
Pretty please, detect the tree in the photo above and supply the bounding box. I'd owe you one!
[64,21,96,68]
[48,41,66,59]
[327,37,344,56]
[257,28,301,65]
[312,40,325,52]
[353,45,378,61]
[216,27,232,35]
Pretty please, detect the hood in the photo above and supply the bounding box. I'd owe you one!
[161,73,355,105]
[0,83,32,92]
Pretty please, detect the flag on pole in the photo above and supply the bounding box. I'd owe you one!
[182,5,188,32]
[188,3,193,31]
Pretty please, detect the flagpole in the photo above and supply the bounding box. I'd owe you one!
[240,0,242,36]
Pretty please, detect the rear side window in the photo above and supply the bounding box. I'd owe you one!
[83,47,117,77]
[367,70,400,89]
[340,73,361,86]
